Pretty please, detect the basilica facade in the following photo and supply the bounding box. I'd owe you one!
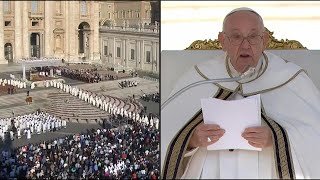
[1,1,159,73]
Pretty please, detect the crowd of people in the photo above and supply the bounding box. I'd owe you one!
[0,112,66,142]
[118,80,138,89]
[0,78,27,95]
[0,120,159,179]
[43,79,142,115]
[106,111,159,130]
[30,67,53,78]
[141,93,159,103]
[0,78,27,90]
[18,57,61,63]
[57,67,120,83]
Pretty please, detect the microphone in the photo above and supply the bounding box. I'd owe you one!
[161,66,256,110]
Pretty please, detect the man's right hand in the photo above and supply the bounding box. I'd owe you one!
[188,122,225,149]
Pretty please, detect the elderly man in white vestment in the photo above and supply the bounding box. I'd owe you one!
[161,7,320,179]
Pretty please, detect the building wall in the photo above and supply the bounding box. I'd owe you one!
[100,27,159,74]
[99,1,153,27]
[1,1,100,64]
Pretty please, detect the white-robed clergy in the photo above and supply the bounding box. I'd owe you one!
[45,80,50,87]
[17,127,21,139]
[154,117,159,130]
[36,123,41,134]
[81,91,86,100]
[19,81,24,88]
[0,128,4,141]
[144,116,148,125]
[42,122,46,133]
[30,82,35,89]
[161,7,320,179]
[26,129,31,139]
[62,120,67,128]
[150,117,154,127]
[9,130,14,140]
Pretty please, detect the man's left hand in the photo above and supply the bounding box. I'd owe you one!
[242,126,273,148]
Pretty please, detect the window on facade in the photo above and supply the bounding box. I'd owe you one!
[146,51,151,63]
[137,12,140,18]
[56,2,61,14]
[3,1,10,13]
[31,1,38,13]
[104,46,108,56]
[32,21,39,26]
[108,13,111,19]
[5,21,11,26]
[80,1,87,16]
[122,11,125,19]
[117,47,121,58]
[131,49,135,60]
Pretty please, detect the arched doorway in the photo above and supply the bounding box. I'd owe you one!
[4,43,13,63]
[30,33,40,58]
[78,22,90,60]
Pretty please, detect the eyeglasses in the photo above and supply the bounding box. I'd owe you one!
[224,32,263,45]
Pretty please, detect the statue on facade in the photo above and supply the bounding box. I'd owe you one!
[113,20,116,27]
[123,20,126,29]
[85,36,89,48]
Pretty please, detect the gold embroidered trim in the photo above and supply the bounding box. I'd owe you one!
[194,65,236,92]
[162,88,232,179]
[243,69,307,96]
[284,59,309,76]
[261,106,295,179]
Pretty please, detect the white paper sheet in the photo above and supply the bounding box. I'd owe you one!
[201,94,261,151]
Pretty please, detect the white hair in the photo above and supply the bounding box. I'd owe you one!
[222,7,265,32]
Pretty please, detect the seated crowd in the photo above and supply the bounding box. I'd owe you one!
[18,57,61,62]
[0,112,66,142]
[118,80,138,89]
[0,120,159,179]
[57,66,119,83]
[141,93,160,103]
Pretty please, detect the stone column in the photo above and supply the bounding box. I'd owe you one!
[113,37,116,65]
[92,1,100,61]
[126,39,130,68]
[14,1,22,62]
[156,42,159,73]
[122,39,126,66]
[152,41,156,72]
[44,1,52,57]
[69,1,76,61]
[23,65,26,80]
[84,32,89,60]
[140,40,144,70]
[65,1,69,62]
[136,40,140,69]
[22,1,29,58]
[0,1,6,64]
